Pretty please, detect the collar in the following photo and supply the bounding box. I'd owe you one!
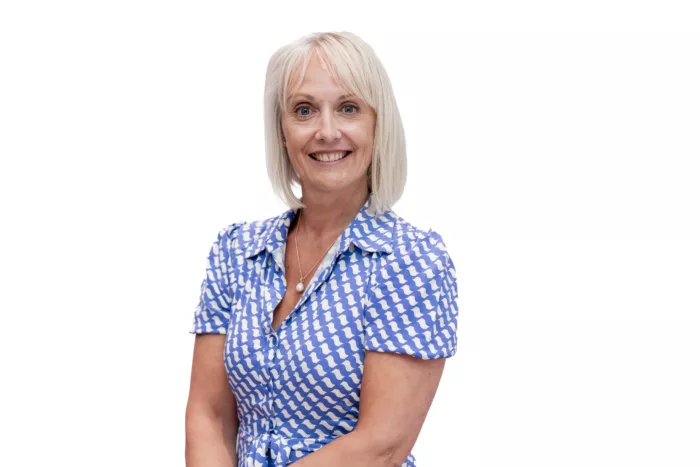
[242,198,395,259]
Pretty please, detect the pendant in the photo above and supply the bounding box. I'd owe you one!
[295,281,305,292]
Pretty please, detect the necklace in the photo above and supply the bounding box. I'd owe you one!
[293,209,340,293]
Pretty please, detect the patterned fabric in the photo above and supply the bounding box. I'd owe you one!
[190,199,459,466]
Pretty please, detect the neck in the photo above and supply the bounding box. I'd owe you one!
[296,184,369,240]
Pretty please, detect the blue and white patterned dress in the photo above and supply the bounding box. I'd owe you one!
[190,199,459,466]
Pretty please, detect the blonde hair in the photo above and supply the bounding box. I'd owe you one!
[263,31,406,216]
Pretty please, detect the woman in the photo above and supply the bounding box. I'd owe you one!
[185,31,459,467]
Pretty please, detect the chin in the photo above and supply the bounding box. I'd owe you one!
[306,173,367,195]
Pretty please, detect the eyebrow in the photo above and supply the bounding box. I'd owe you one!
[288,93,356,103]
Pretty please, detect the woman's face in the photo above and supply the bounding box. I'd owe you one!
[281,52,376,199]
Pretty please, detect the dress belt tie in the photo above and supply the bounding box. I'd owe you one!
[238,428,329,466]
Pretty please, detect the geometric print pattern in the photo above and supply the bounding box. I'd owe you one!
[190,198,459,466]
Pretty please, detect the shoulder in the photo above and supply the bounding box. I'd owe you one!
[213,209,290,254]
[389,212,450,264]
[365,212,460,359]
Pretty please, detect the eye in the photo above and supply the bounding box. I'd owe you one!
[342,103,359,114]
[293,104,313,117]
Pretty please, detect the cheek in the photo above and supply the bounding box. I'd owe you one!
[282,119,303,145]
[285,128,315,155]
[358,127,375,161]
[359,118,376,149]
[282,130,307,160]
[348,120,374,148]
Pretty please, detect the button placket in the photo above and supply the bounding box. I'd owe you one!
[262,248,284,446]
[267,330,280,437]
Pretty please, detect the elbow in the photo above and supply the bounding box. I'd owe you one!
[185,401,239,445]
[185,404,239,465]
[350,429,413,467]
[379,445,410,467]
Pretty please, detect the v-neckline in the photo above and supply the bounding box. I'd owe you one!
[269,230,343,334]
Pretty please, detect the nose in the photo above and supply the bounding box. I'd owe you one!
[315,109,341,142]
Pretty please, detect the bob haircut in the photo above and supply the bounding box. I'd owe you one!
[263,31,406,216]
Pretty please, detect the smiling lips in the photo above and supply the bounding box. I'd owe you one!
[309,151,352,162]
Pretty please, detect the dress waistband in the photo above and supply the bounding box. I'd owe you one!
[238,427,333,466]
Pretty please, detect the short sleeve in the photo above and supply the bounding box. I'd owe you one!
[363,230,459,359]
[189,224,240,335]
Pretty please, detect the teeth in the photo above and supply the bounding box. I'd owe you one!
[311,151,349,162]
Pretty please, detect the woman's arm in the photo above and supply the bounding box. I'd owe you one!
[185,334,239,467]
[293,350,446,467]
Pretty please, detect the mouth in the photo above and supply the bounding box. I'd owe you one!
[308,151,352,163]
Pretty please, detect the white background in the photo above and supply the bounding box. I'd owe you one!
[1,1,698,466]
